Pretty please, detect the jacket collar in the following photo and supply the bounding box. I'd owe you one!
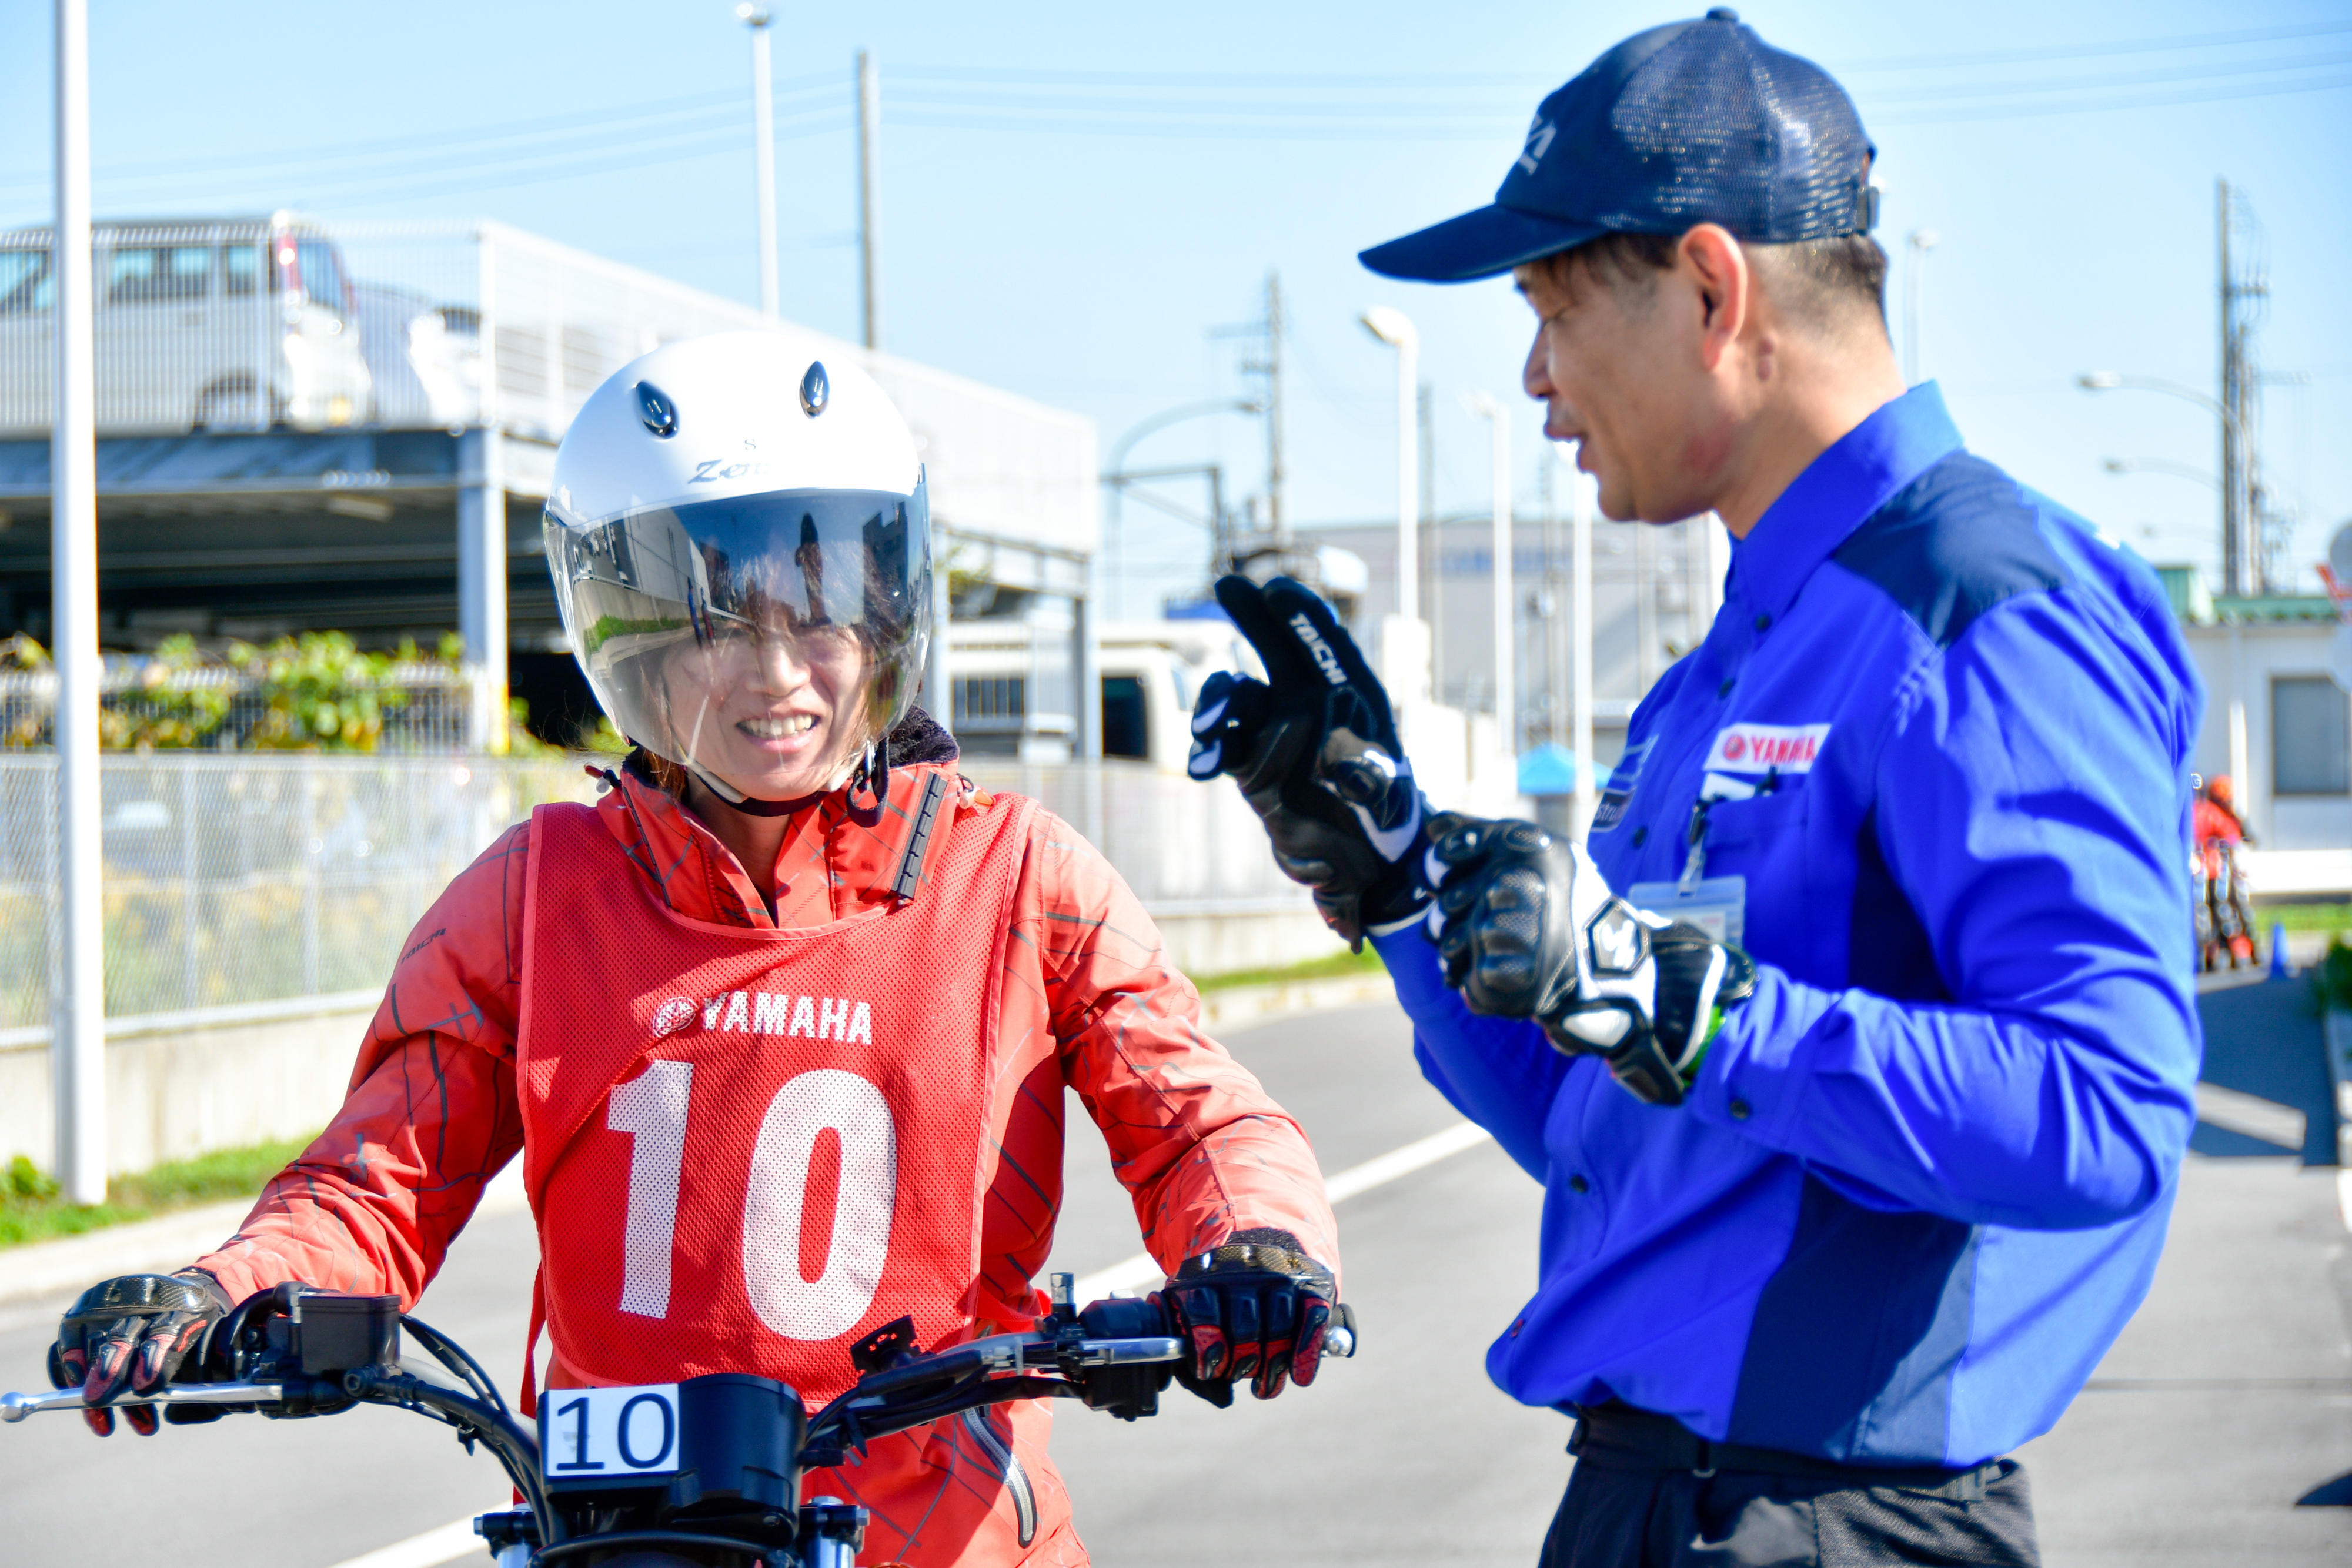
[1728,381,1965,623]
[591,743,964,931]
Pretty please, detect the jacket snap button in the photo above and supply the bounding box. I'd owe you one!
[1568,1174,1591,1193]
[1632,826,1648,848]
[1729,1099,1753,1121]
[1753,613,1772,632]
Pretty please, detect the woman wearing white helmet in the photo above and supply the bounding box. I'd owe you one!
[52,333,1344,1567]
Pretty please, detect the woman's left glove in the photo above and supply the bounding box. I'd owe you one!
[1186,574,1428,948]
[1426,812,1757,1106]
[1159,1229,1337,1407]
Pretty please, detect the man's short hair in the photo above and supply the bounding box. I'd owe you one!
[1543,230,1890,337]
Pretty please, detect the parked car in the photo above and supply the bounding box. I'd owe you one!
[353,280,482,430]
[0,212,373,435]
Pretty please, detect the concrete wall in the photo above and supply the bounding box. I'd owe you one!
[1,1004,370,1178]
[0,904,1344,1179]
[2182,620,2352,851]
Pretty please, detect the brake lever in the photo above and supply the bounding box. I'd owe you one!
[0,1380,287,1423]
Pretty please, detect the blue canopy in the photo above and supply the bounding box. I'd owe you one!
[1518,742,1610,797]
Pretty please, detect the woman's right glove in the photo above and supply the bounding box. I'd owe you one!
[1186,574,1428,948]
[49,1271,233,1437]
[1425,813,1756,1107]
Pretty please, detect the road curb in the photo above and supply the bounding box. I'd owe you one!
[1197,971,1397,1034]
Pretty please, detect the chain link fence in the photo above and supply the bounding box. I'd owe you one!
[0,664,469,754]
[0,754,1301,1044]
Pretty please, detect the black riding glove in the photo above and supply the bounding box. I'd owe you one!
[1187,574,1428,947]
[49,1271,233,1437]
[1158,1229,1337,1407]
[1426,813,1757,1107]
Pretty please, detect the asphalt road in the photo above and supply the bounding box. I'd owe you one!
[2,998,2347,1566]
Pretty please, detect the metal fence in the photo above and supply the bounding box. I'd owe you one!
[0,664,469,753]
[0,753,1299,1044]
[0,216,1097,556]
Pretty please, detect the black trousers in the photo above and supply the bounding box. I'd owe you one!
[1539,1416,2040,1567]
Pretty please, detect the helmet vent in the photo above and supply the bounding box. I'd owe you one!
[635,380,679,438]
[799,360,829,417]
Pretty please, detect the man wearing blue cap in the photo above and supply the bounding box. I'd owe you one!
[1191,10,2203,1565]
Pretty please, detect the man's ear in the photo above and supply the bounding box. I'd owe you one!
[1678,225,1749,371]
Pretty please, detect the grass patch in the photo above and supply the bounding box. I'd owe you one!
[1192,942,1385,994]
[1,1134,315,1250]
[2256,901,2352,934]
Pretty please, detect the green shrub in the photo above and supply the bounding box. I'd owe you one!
[2311,937,2352,1014]
[0,1134,316,1249]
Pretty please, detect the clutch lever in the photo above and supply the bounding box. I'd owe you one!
[1,1380,286,1423]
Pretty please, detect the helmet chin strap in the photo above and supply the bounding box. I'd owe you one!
[684,763,820,818]
[681,731,890,821]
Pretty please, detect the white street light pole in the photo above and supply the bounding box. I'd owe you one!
[1903,229,1937,386]
[2078,370,2253,593]
[52,0,105,1205]
[1465,390,1514,764]
[1359,308,1419,626]
[737,4,779,317]
[1560,442,1596,824]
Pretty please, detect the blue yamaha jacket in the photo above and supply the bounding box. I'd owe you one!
[1376,383,2203,1469]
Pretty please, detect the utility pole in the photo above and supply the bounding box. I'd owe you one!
[52,0,105,1205]
[857,51,883,350]
[1418,380,1438,697]
[2217,179,2268,596]
[1903,229,1937,386]
[1222,274,1287,551]
[737,5,778,317]
[1262,273,1285,534]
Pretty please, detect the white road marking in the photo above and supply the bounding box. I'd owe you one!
[321,1515,491,1568]
[2194,1081,2306,1149]
[1074,1119,1493,1299]
[320,1119,1496,1568]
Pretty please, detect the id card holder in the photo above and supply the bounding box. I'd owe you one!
[1627,875,1747,947]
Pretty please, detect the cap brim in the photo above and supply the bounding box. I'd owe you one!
[1359,202,1607,283]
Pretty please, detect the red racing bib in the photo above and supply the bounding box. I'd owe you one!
[516,777,1031,1408]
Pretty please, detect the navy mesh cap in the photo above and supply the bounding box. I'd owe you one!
[1361,9,1877,283]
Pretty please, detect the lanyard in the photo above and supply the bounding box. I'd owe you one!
[1679,798,1712,892]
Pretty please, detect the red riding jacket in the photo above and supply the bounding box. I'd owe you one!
[193,741,1338,1566]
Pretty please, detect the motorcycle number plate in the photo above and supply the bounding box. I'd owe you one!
[539,1383,683,1480]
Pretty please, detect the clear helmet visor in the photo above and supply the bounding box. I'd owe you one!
[547,476,930,795]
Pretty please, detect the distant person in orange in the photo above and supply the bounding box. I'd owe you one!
[2192,774,2256,967]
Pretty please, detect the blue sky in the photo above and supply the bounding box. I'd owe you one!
[2,1,2346,616]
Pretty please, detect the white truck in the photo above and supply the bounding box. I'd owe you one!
[0,213,373,436]
[947,616,1256,768]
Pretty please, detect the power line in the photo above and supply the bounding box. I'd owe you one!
[0,75,847,198]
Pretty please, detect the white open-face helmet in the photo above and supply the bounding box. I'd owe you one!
[545,332,930,805]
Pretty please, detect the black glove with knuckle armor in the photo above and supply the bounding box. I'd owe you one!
[1425,811,1758,1106]
[49,1271,235,1437]
[1157,1228,1337,1407]
[1186,575,1429,948]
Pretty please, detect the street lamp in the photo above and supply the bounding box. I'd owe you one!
[736,4,779,317]
[1903,229,1937,386]
[1104,397,1262,594]
[1464,390,1515,764]
[2078,370,2254,592]
[1359,307,1420,626]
